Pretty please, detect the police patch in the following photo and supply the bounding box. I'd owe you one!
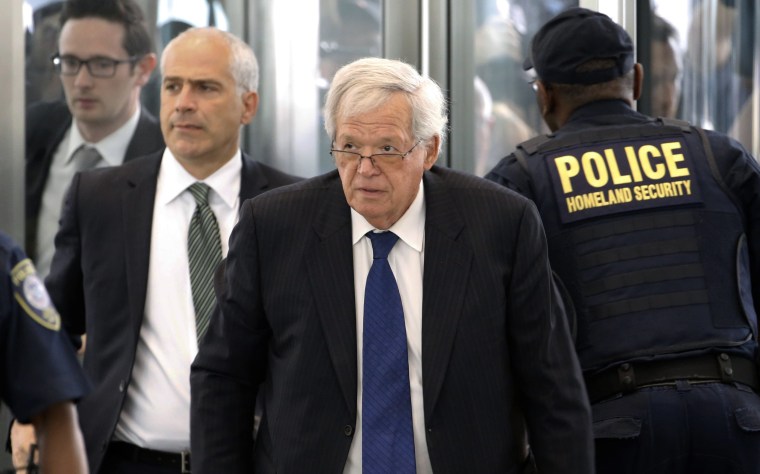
[545,135,703,223]
[11,258,61,331]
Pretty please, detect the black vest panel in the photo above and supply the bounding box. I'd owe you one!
[519,120,757,371]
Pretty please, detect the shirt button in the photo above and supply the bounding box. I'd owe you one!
[343,425,353,436]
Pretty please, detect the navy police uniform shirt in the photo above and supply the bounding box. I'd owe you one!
[0,231,90,423]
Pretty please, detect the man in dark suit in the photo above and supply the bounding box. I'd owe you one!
[25,0,164,278]
[191,57,593,473]
[12,0,164,466]
[44,27,300,473]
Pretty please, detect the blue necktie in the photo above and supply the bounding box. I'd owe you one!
[362,231,416,474]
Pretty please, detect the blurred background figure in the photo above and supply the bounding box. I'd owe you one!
[317,0,382,172]
[23,0,65,105]
[473,8,535,174]
[649,14,683,118]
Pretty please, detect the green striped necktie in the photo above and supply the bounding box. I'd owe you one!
[187,182,223,343]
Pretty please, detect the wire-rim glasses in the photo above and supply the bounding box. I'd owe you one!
[330,139,422,168]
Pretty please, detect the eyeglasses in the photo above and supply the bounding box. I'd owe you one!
[51,54,141,78]
[330,140,422,168]
[524,68,539,92]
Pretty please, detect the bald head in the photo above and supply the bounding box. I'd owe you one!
[161,27,259,93]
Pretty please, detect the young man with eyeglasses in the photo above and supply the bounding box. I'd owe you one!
[15,0,163,469]
[25,0,164,279]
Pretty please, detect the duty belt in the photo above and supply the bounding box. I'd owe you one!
[584,353,760,403]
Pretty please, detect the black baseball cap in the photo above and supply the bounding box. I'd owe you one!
[524,7,634,85]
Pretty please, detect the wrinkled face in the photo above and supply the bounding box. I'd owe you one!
[333,93,438,230]
[58,18,150,136]
[160,33,257,168]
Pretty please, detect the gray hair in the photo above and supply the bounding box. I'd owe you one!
[161,27,259,93]
[323,57,448,153]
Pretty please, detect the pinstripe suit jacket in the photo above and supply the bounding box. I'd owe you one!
[191,166,594,474]
[44,150,301,473]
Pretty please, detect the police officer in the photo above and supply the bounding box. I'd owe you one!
[486,7,760,474]
[0,231,90,473]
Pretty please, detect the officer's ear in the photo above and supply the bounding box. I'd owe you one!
[536,81,555,117]
[632,63,644,101]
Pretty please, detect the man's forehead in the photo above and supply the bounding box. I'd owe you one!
[58,17,127,55]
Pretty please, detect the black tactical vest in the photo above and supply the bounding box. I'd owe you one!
[513,119,757,372]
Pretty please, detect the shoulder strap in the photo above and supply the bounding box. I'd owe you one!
[692,125,746,220]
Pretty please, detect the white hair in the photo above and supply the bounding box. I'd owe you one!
[323,57,448,153]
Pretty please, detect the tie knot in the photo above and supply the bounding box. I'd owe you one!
[188,182,211,206]
[71,145,102,172]
[366,231,399,259]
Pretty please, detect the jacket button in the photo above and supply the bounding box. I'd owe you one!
[343,425,353,436]
[118,380,126,392]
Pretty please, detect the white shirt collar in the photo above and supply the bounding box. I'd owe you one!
[156,147,242,210]
[65,106,142,166]
[351,179,426,252]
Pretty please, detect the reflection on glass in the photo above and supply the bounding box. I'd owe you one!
[473,0,576,175]
[317,0,383,173]
[25,0,65,105]
[648,14,683,119]
[664,0,757,153]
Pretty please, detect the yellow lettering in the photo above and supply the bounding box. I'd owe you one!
[624,146,644,182]
[581,151,609,188]
[554,155,580,193]
[639,145,666,179]
[661,141,690,178]
[567,196,578,213]
[604,148,632,185]
[582,193,596,209]
[613,187,632,203]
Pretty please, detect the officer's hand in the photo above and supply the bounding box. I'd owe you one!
[10,420,37,473]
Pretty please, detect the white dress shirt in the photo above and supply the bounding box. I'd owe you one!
[113,148,241,451]
[344,180,433,474]
[36,108,141,277]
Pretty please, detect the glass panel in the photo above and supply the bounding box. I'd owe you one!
[24,0,66,105]
[648,0,757,155]
[247,0,384,177]
[471,0,578,176]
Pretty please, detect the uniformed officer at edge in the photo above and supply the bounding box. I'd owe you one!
[486,7,760,474]
[0,231,90,473]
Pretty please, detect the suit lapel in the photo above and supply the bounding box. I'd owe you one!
[122,154,162,336]
[304,174,358,415]
[123,109,164,161]
[421,169,472,418]
[239,153,269,200]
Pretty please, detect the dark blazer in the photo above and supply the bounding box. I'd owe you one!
[191,166,594,473]
[25,100,165,258]
[45,150,301,473]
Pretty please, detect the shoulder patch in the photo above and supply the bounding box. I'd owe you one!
[11,258,61,331]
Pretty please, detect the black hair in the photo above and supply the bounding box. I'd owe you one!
[60,0,154,57]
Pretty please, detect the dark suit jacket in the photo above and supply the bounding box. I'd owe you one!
[45,150,301,473]
[25,100,165,258]
[191,166,594,473]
